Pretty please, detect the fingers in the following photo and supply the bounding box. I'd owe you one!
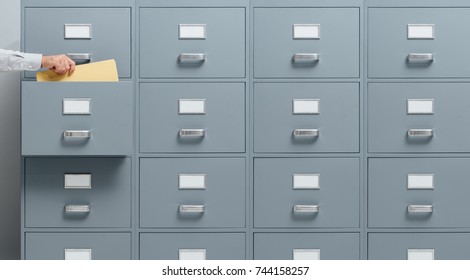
[43,54,76,75]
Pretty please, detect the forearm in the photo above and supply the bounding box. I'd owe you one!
[0,49,42,71]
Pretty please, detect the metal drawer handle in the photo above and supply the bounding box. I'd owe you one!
[293,204,319,213]
[66,53,92,65]
[179,205,205,213]
[408,129,433,137]
[178,53,205,63]
[63,130,91,138]
[65,204,90,213]
[293,129,319,137]
[292,53,320,64]
[408,205,433,213]
[179,129,205,137]
[407,53,434,64]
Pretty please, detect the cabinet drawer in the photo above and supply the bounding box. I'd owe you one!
[25,233,131,260]
[140,83,245,153]
[140,158,245,228]
[140,8,245,78]
[24,8,131,78]
[368,83,470,153]
[25,158,131,228]
[369,158,470,228]
[368,8,470,78]
[254,83,359,153]
[254,158,359,228]
[368,233,470,260]
[254,233,359,260]
[254,8,359,78]
[21,82,133,156]
[140,233,245,260]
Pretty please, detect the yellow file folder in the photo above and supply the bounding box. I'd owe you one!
[36,59,119,82]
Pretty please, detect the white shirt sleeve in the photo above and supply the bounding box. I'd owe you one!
[0,49,42,71]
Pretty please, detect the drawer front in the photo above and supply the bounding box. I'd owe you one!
[25,233,131,260]
[140,233,245,260]
[368,83,470,153]
[368,233,470,260]
[25,158,131,228]
[254,83,359,153]
[140,83,245,153]
[140,8,245,78]
[254,8,359,78]
[140,158,245,228]
[368,8,470,78]
[254,233,360,260]
[21,82,133,156]
[24,8,131,78]
[254,158,359,228]
[369,158,470,228]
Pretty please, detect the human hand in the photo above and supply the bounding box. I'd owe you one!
[41,54,76,75]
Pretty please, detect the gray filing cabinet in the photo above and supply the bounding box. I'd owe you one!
[21,0,470,260]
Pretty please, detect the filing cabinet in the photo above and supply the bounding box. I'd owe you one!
[254,233,360,260]
[22,0,470,260]
[140,233,246,260]
[24,7,132,78]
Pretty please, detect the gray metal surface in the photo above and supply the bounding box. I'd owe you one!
[140,232,245,259]
[368,83,470,153]
[25,232,131,260]
[369,158,470,228]
[254,8,359,78]
[368,8,470,78]
[140,83,245,153]
[140,158,245,228]
[368,233,470,260]
[254,83,359,153]
[25,158,131,228]
[139,7,245,78]
[24,8,131,78]
[21,82,133,156]
[254,158,360,228]
[254,233,360,260]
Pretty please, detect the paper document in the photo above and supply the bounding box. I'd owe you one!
[36,59,119,82]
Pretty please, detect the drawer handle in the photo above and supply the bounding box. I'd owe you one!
[293,129,319,137]
[407,129,433,137]
[66,53,92,65]
[65,204,90,213]
[293,204,319,213]
[178,53,205,63]
[292,53,320,64]
[63,130,91,138]
[179,129,205,137]
[407,53,434,64]
[408,205,433,213]
[179,205,205,213]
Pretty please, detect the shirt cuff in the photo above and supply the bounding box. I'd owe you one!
[21,52,42,71]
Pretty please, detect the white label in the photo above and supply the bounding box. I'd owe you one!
[293,174,320,189]
[179,249,206,260]
[293,24,320,39]
[293,249,320,260]
[179,24,206,39]
[293,99,319,114]
[63,98,91,115]
[179,174,206,190]
[64,174,91,189]
[407,249,435,260]
[408,24,434,39]
[407,99,434,115]
[64,249,92,260]
[407,174,434,190]
[179,99,205,114]
[64,24,92,39]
